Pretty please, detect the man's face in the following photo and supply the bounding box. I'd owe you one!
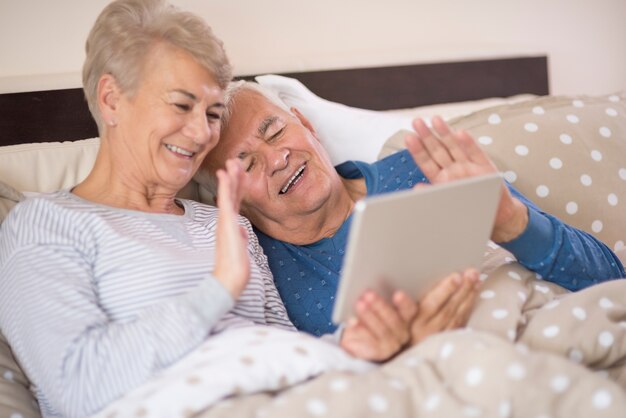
[203,89,342,240]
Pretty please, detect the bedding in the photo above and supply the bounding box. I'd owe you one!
[96,247,626,418]
[1,59,625,418]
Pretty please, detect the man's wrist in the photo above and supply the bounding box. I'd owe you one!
[492,198,529,243]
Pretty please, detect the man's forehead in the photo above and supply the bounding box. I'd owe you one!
[232,92,285,134]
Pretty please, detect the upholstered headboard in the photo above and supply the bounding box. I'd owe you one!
[0,56,548,146]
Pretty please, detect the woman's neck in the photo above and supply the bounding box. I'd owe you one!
[72,143,183,215]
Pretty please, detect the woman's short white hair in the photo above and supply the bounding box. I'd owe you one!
[83,0,232,131]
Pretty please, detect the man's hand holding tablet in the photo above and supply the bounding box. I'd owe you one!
[332,173,502,325]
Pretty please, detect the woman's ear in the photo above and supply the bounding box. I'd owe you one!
[291,107,317,135]
[97,74,122,126]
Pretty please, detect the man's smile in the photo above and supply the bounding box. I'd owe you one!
[280,163,306,194]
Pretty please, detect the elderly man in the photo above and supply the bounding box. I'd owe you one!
[198,81,625,338]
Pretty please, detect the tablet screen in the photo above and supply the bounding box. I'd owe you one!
[332,173,502,324]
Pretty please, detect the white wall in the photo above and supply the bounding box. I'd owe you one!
[1,0,625,95]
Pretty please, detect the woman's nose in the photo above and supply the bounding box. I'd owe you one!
[183,109,211,144]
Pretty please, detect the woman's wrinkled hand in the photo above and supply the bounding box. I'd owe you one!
[213,158,250,299]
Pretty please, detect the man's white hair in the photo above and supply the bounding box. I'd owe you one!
[220,80,291,129]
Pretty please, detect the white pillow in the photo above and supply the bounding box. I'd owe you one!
[255,74,413,165]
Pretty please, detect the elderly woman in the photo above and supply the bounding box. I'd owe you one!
[0,1,419,417]
[0,1,294,417]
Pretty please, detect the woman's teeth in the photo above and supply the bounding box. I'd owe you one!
[165,144,194,157]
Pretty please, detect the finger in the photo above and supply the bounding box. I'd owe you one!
[392,290,419,322]
[432,116,469,163]
[365,292,410,345]
[446,269,481,328]
[216,169,240,223]
[417,273,462,321]
[215,169,231,210]
[413,119,455,169]
[224,159,244,213]
[456,129,494,167]
[436,274,478,329]
[411,117,435,139]
[445,287,479,330]
[341,317,380,359]
[355,293,393,341]
[431,116,451,137]
[404,132,442,181]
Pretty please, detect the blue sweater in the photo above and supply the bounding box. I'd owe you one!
[256,149,625,336]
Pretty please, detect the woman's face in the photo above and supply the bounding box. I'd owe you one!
[111,43,225,193]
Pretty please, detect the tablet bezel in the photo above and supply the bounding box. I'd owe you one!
[332,173,503,324]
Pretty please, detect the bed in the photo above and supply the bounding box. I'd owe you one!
[1,56,626,418]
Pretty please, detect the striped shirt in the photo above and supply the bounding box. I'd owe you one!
[0,190,294,418]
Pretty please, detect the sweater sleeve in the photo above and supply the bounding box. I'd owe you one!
[0,201,234,418]
[244,215,296,331]
[499,184,625,290]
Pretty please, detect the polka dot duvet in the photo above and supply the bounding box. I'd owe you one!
[90,247,626,418]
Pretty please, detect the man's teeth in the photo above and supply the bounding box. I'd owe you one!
[165,144,194,157]
[281,165,305,194]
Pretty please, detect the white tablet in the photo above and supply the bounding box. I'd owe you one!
[332,173,503,324]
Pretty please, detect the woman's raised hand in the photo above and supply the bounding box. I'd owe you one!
[213,158,251,298]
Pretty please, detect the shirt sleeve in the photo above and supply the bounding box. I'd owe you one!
[499,184,625,290]
[0,203,234,418]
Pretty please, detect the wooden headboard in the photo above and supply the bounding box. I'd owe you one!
[0,56,548,147]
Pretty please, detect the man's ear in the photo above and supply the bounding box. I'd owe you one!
[291,107,317,135]
[97,73,122,125]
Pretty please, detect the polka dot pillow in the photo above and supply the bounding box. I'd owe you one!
[380,92,626,253]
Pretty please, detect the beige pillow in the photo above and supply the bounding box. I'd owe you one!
[0,138,200,201]
[0,182,41,417]
[0,180,24,222]
[0,333,41,418]
[379,92,626,253]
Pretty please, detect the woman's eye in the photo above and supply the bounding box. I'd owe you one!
[175,103,190,111]
[206,112,221,121]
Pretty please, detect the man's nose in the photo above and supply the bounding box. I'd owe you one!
[265,146,289,176]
